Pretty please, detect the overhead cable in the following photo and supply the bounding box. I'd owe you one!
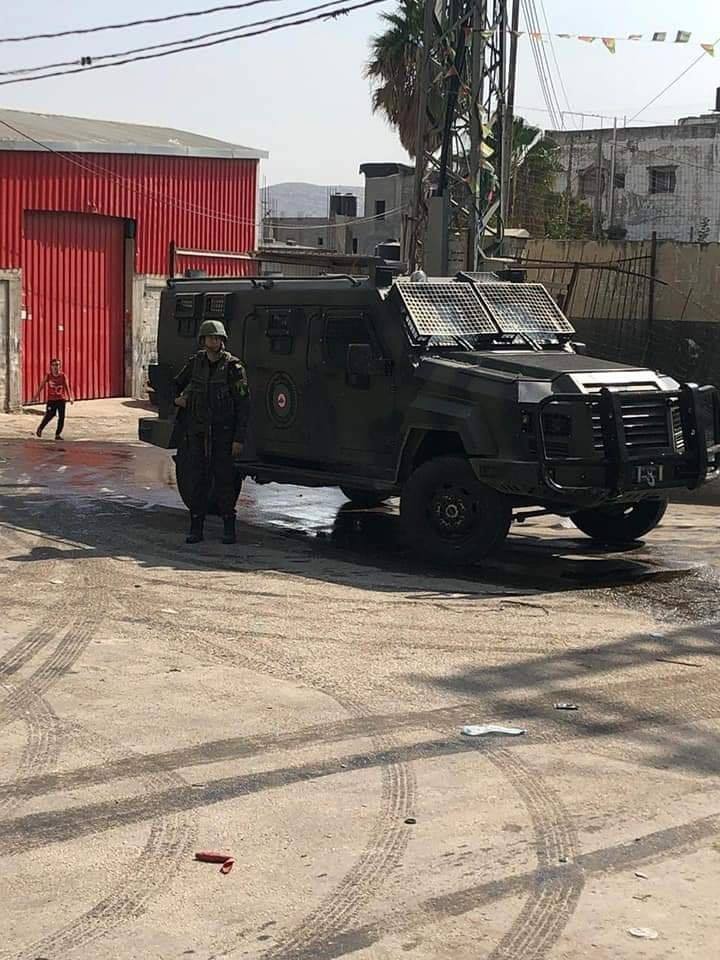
[629,37,720,122]
[0,0,362,78]
[0,0,391,87]
[0,1,294,44]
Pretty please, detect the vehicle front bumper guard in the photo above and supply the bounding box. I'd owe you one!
[534,383,720,497]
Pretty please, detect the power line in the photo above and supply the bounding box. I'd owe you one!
[0,0,359,79]
[520,0,562,129]
[629,37,720,122]
[0,0,391,87]
[0,1,294,44]
[537,0,573,123]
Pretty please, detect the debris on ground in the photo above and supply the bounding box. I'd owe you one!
[635,871,649,879]
[554,702,579,711]
[461,725,526,737]
[404,817,417,825]
[628,927,658,940]
[655,657,701,668]
[195,851,235,874]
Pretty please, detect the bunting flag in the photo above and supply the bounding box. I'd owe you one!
[515,29,713,56]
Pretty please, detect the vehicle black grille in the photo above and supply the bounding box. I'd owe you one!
[590,393,677,452]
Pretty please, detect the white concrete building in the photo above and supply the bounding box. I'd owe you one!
[551,111,720,242]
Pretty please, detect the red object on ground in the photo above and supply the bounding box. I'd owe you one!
[195,850,234,873]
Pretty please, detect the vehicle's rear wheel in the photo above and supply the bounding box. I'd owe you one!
[571,497,668,543]
[400,456,511,565]
[340,486,392,508]
[174,442,244,516]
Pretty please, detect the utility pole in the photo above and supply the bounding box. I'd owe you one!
[409,0,510,273]
[608,116,618,230]
[593,126,603,240]
[500,0,519,235]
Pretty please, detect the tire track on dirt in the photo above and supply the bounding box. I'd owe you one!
[2,558,197,960]
[146,615,418,960]
[483,746,582,960]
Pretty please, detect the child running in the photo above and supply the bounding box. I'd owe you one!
[31,359,74,440]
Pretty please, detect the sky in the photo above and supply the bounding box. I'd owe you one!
[1,0,720,186]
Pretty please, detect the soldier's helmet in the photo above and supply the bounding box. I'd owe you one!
[198,319,228,341]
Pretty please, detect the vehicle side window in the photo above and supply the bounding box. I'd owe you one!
[323,311,378,369]
[261,306,305,355]
[175,295,198,338]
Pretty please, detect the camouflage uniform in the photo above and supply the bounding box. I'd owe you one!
[174,328,250,541]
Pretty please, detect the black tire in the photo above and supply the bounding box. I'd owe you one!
[174,442,243,516]
[571,498,668,543]
[400,456,511,565]
[340,487,392,508]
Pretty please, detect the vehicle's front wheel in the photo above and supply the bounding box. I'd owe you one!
[571,498,668,543]
[340,486,392,508]
[400,456,511,565]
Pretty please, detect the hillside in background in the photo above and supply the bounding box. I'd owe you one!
[262,182,365,218]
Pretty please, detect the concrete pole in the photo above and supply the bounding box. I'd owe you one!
[608,116,618,229]
[408,0,437,269]
[593,127,603,240]
[501,0,521,238]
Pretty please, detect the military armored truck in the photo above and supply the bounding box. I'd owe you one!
[139,269,720,564]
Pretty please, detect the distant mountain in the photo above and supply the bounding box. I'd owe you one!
[262,182,365,218]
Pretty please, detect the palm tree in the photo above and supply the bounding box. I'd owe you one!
[365,0,425,154]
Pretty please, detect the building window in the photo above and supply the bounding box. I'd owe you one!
[374,200,386,220]
[613,171,626,189]
[317,237,324,246]
[352,238,358,254]
[649,167,676,194]
[579,166,605,198]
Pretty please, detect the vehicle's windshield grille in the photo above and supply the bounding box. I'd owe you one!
[395,280,498,338]
[474,283,575,336]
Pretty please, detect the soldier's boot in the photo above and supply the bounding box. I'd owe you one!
[221,515,237,545]
[186,515,205,544]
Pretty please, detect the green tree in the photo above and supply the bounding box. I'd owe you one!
[365,0,425,154]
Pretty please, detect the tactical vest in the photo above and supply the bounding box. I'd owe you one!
[185,351,236,433]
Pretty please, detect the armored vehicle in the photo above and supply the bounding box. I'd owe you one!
[140,269,720,564]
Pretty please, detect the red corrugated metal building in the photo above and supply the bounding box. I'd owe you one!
[0,107,266,407]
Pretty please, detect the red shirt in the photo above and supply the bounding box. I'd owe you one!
[46,373,69,401]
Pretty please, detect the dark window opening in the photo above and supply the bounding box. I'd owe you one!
[352,237,358,254]
[323,312,378,369]
[613,171,626,189]
[579,167,605,198]
[175,294,198,337]
[317,237,324,246]
[649,166,676,194]
[375,199,386,220]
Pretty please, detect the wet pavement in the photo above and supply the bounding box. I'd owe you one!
[0,436,717,599]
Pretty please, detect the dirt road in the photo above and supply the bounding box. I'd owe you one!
[1,402,719,959]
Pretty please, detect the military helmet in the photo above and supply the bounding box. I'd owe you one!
[198,319,228,340]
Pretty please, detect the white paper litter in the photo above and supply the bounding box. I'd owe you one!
[48,579,64,585]
[160,608,178,614]
[461,725,526,737]
[628,927,658,940]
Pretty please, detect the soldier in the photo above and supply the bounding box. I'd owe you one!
[173,320,250,545]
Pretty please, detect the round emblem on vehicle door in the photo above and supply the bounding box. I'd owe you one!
[266,372,298,428]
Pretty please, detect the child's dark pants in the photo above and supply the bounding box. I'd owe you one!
[38,400,66,437]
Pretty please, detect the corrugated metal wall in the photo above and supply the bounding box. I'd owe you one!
[23,212,125,401]
[0,151,257,276]
[0,150,258,401]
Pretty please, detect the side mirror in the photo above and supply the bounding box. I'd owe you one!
[570,341,588,356]
[347,342,372,377]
